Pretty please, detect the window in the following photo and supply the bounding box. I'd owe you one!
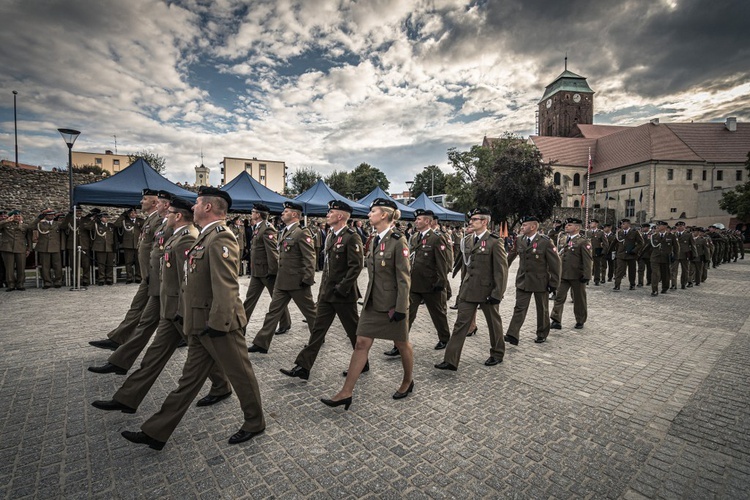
[573,200,580,208]
[113,159,120,166]
[603,178,608,189]
[716,170,723,181]
[588,181,596,191]
[554,172,561,185]
[621,174,626,185]
[260,164,267,171]
[737,170,743,181]
[593,204,601,209]
[702,170,707,181]
[95,158,102,165]
[626,199,635,217]
[686,169,692,180]
[573,173,580,186]
[634,172,640,183]
[245,162,252,175]
[260,175,266,181]
[667,169,674,180]
[670,208,677,213]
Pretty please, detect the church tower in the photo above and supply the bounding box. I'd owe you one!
[195,163,210,186]
[538,58,594,137]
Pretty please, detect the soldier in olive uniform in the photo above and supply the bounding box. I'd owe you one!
[602,224,616,282]
[613,218,644,291]
[0,210,31,291]
[505,216,561,345]
[92,197,231,414]
[242,203,291,333]
[673,221,696,288]
[550,218,593,329]
[691,227,709,287]
[249,201,317,353]
[649,221,679,296]
[637,223,653,286]
[116,207,143,283]
[436,208,508,370]
[34,208,64,288]
[587,219,606,286]
[281,200,364,380]
[123,187,265,450]
[83,212,116,285]
[229,216,246,275]
[547,219,563,242]
[62,207,92,287]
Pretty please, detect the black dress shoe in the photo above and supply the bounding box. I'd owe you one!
[89,338,121,350]
[53,284,61,288]
[320,396,352,410]
[121,431,165,450]
[434,361,457,371]
[449,304,459,310]
[16,287,25,291]
[88,363,127,375]
[484,356,502,366]
[534,336,546,344]
[228,428,264,445]
[651,291,659,296]
[466,327,478,337]
[97,282,104,286]
[248,344,268,353]
[629,285,635,290]
[612,286,620,291]
[274,326,291,335]
[92,399,135,413]
[574,323,584,329]
[661,289,668,294]
[343,361,369,377]
[176,339,188,348]
[686,282,693,288]
[196,392,232,407]
[694,282,700,286]
[503,334,519,345]
[637,283,643,287]
[550,321,562,330]
[434,341,447,350]
[392,381,414,400]
[280,365,310,380]
[383,347,400,356]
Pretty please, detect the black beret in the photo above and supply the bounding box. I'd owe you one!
[89,208,102,215]
[566,217,583,224]
[675,221,686,226]
[641,223,651,228]
[590,219,599,224]
[170,196,193,211]
[655,220,668,226]
[520,216,539,223]
[0,211,6,216]
[552,219,562,224]
[414,208,435,218]
[328,199,353,213]
[157,190,174,201]
[198,186,232,210]
[620,218,631,223]
[469,207,491,217]
[370,198,397,210]
[252,203,270,213]
[283,201,304,212]
[40,208,55,216]
[142,188,158,196]
[602,223,612,228]
[8,209,21,216]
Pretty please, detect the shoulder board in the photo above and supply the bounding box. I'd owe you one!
[391,232,402,239]
[346,227,355,234]
[265,222,274,228]
[539,234,550,240]
[181,228,190,235]
[216,225,226,233]
[489,233,500,239]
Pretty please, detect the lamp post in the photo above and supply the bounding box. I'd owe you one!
[58,128,82,290]
[405,180,413,202]
[12,91,18,167]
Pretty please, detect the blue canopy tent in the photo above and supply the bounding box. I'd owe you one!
[358,186,416,220]
[409,193,466,222]
[294,180,370,217]
[73,158,197,207]
[220,171,293,213]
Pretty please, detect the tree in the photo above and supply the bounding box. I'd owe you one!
[719,152,750,220]
[73,164,110,177]
[324,170,352,197]
[411,165,447,199]
[288,166,321,195]
[445,145,496,215]
[128,149,166,174]
[349,163,389,198]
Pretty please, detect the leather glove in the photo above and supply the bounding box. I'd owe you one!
[431,285,444,292]
[173,314,183,325]
[201,327,226,338]
[389,311,406,322]
[547,285,556,294]
[579,277,590,284]
[486,296,501,305]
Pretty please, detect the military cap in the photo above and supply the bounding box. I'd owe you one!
[170,196,193,212]
[520,216,539,223]
[283,200,304,212]
[641,223,651,228]
[40,208,55,216]
[655,220,668,226]
[693,226,705,232]
[620,218,631,223]
[157,190,174,201]
[252,203,270,213]
[328,199,353,213]
[414,208,436,218]
[370,198,397,210]
[89,208,102,216]
[565,217,583,224]
[469,207,491,217]
[8,209,21,216]
[197,186,232,210]
[99,212,110,218]
[552,219,562,224]
[602,223,612,228]
[590,218,600,224]
[142,188,158,196]
[675,221,686,226]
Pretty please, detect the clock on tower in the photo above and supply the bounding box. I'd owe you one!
[538,64,594,137]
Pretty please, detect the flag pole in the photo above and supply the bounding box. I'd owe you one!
[584,147,592,228]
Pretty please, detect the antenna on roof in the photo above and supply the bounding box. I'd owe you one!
[564,52,568,71]
[113,135,117,154]
[200,148,204,166]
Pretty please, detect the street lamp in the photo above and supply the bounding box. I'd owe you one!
[12,91,18,167]
[58,128,82,291]
[405,180,413,201]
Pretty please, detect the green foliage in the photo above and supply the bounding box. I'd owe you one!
[324,170,353,197]
[411,165,446,199]
[288,166,321,195]
[349,163,389,198]
[128,150,166,174]
[73,164,110,177]
[718,152,750,220]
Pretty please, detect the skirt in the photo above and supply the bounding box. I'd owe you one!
[356,303,409,342]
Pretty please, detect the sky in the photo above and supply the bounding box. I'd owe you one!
[1,0,749,193]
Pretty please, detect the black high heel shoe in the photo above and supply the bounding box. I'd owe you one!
[320,396,352,410]
[392,381,414,400]
[466,327,478,337]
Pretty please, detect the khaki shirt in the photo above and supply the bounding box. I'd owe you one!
[559,235,593,281]
[250,222,279,278]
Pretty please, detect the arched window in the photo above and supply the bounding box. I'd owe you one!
[554,172,561,185]
[573,200,580,208]
[573,173,581,187]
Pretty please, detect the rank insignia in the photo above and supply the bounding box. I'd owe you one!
[222,246,229,258]
[402,248,409,257]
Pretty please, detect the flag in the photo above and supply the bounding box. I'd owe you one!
[639,189,643,203]
[604,191,609,201]
[581,191,586,204]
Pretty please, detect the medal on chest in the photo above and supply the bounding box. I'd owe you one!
[164,250,171,267]
[480,240,486,252]
[379,242,386,266]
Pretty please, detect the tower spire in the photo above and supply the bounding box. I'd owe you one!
[564,52,568,71]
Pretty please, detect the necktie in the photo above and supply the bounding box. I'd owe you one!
[373,235,381,250]
[526,237,531,246]
[474,236,479,245]
[566,236,571,244]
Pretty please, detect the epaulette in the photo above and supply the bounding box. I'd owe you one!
[181,228,190,235]
[265,221,274,228]
[391,232,403,239]
[539,234,550,240]
[489,233,500,239]
[346,227,355,234]
[216,225,226,233]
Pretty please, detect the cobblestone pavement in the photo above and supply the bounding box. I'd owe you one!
[1,259,749,499]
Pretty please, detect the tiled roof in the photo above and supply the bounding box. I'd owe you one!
[573,124,632,139]
[539,70,594,102]
[665,123,750,163]
[530,136,597,167]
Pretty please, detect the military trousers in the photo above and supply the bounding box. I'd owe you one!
[122,248,139,282]
[408,290,451,343]
[701,259,709,282]
[108,294,162,371]
[141,328,265,443]
[243,276,291,328]
[551,279,587,325]
[95,251,115,284]
[114,316,231,409]
[505,288,550,341]
[606,257,616,281]
[67,248,91,286]
[251,287,317,351]
[615,258,637,287]
[1,251,25,289]
[651,261,671,292]
[107,280,150,344]
[294,300,359,371]
[637,258,652,285]
[592,254,606,283]
[669,260,679,286]
[676,258,691,286]
[443,300,504,368]
[38,251,63,287]
[691,261,704,285]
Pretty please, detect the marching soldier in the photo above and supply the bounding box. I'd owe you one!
[116,207,143,283]
[0,210,31,291]
[673,221,696,289]
[602,224,616,282]
[550,218,592,330]
[436,208,508,370]
[505,216,561,345]
[280,200,364,380]
[649,221,679,296]
[587,219,606,286]
[34,208,64,288]
[637,223,653,287]
[613,218,643,291]
[122,187,265,450]
[229,216,246,274]
[691,227,709,287]
[248,201,317,353]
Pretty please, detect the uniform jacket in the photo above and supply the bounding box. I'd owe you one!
[587,229,607,257]
[603,232,616,258]
[250,221,280,278]
[558,234,593,281]
[86,220,115,252]
[458,231,508,303]
[409,228,450,294]
[276,222,316,290]
[319,226,363,303]
[675,231,696,260]
[615,228,644,260]
[0,220,31,253]
[62,213,91,250]
[148,224,174,296]
[230,224,245,253]
[33,220,62,253]
[160,225,198,321]
[116,214,143,249]
[183,222,247,335]
[692,236,710,262]
[363,228,410,314]
[649,232,679,264]
[508,233,561,292]
[138,211,162,275]
[638,231,654,259]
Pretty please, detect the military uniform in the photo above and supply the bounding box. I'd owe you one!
[0,214,31,290]
[587,227,607,285]
[551,233,593,327]
[85,217,116,285]
[691,231,709,286]
[613,224,644,290]
[674,226,696,288]
[649,228,679,295]
[34,214,64,288]
[603,230,616,281]
[250,221,318,352]
[116,211,143,283]
[637,227,653,286]
[63,211,92,287]
[506,231,561,343]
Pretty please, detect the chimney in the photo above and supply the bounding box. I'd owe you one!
[725,117,737,132]
[650,118,660,126]
[105,150,113,155]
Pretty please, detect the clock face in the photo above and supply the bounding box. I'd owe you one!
[546,99,552,109]
[573,93,581,103]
